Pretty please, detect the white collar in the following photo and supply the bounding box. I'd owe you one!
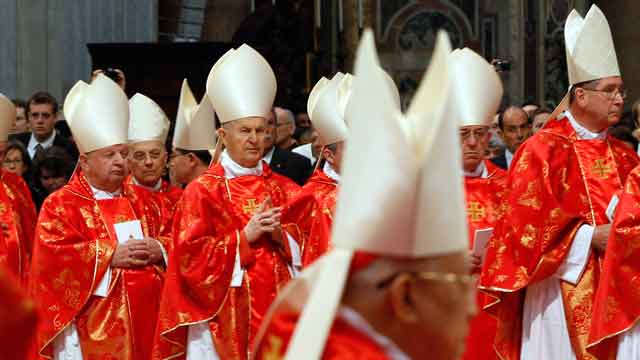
[338,306,411,360]
[464,161,488,178]
[505,149,514,168]
[89,183,122,200]
[28,130,57,156]
[132,177,162,192]
[220,150,264,179]
[323,162,341,183]
[263,146,276,164]
[564,111,607,140]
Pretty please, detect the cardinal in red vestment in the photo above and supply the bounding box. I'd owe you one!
[254,29,475,360]
[154,44,313,360]
[452,47,505,360]
[29,75,169,360]
[479,5,638,360]
[588,164,640,358]
[0,95,37,284]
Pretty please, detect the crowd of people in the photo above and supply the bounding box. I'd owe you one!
[3,3,640,360]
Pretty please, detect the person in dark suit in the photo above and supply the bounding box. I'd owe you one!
[263,108,312,185]
[9,92,79,164]
[490,106,531,170]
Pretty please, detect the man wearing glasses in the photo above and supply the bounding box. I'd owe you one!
[479,5,639,360]
[10,91,78,163]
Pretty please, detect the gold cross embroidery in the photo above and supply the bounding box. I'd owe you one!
[468,202,485,222]
[263,335,283,360]
[242,198,259,215]
[591,159,613,179]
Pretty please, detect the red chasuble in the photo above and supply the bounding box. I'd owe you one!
[478,117,639,360]
[254,312,390,360]
[589,164,640,356]
[298,169,337,267]
[0,169,37,284]
[154,163,310,360]
[462,160,506,360]
[29,171,169,360]
[0,266,37,360]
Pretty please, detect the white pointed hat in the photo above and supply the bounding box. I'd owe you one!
[565,4,619,85]
[254,29,468,359]
[206,44,277,124]
[308,73,352,146]
[450,48,503,127]
[128,93,170,143]
[64,74,129,153]
[172,79,217,151]
[0,94,16,142]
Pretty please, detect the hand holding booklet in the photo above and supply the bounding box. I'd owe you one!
[472,228,494,260]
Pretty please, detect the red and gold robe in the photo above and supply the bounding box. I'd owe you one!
[254,312,390,360]
[462,160,506,360]
[478,117,639,360]
[29,171,169,359]
[588,164,640,356]
[154,163,311,360]
[0,169,37,283]
[0,265,37,359]
[298,169,337,267]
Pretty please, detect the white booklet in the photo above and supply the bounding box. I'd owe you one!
[606,194,620,223]
[472,228,494,259]
[94,220,144,297]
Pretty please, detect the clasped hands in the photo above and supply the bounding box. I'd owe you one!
[112,237,164,268]
[243,196,284,245]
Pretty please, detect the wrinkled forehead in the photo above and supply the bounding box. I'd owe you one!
[130,140,166,153]
[459,125,489,131]
[229,116,266,129]
[595,75,624,89]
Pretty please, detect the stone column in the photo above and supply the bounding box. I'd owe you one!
[342,0,376,72]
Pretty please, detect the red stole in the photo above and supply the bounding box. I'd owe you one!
[478,117,638,360]
[589,164,640,357]
[463,160,506,360]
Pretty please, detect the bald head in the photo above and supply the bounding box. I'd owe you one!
[342,252,473,360]
[499,106,530,153]
[274,107,297,147]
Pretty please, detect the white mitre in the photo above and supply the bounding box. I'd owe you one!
[64,74,129,153]
[0,94,16,142]
[206,44,277,124]
[253,29,468,359]
[450,48,503,127]
[308,73,351,146]
[172,79,217,151]
[128,93,170,144]
[565,4,619,85]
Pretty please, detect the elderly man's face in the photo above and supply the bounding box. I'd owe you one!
[501,109,530,154]
[128,140,167,187]
[219,117,266,168]
[80,144,129,192]
[575,76,625,130]
[460,125,489,172]
[322,141,345,173]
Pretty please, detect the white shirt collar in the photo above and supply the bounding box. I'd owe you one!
[338,306,411,360]
[323,162,341,183]
[564,110,607,140]
[88,183,122,200]
[505,149,514,168]
[27,130,57,158]
[464,161,488,178]
[263,146,275,164]
[220,150,264,179]
[132,177,162,192]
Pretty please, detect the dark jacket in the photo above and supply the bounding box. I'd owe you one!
[490,151,508,170]
[269,147,312,186]
[10,131,79,163]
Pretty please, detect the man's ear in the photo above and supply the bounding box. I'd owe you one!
[78,154,89,172]
[217,127,227,147]
[387,273,420,324]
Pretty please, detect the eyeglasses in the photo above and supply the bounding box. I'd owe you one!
[3,158,23,166]
[377,271,475,289]
[583,87,627,100]
[132,151,164,162]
